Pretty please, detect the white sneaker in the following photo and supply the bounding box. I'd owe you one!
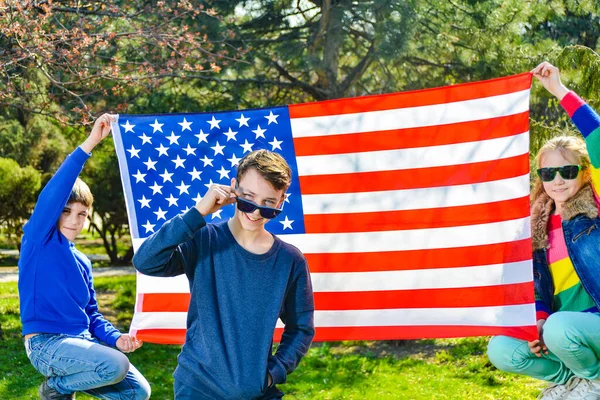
[537,382,571,400]
[565,377,600,400]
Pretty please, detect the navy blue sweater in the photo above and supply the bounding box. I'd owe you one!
[133,209,315,399]
[19,147,122,346]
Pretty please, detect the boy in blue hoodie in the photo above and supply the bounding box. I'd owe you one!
[19,114,150,400]
[133,149,315,399]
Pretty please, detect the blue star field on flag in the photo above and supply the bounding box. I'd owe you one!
[113,107,306,239]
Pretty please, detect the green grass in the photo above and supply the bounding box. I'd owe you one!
[0,277,543,399]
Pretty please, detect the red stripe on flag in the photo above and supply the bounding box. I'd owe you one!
[298,153,530,195]
[315,282,534,311]
[305,239,532,273]
[140,293,191,312]
[304,196,529,234]
[294,112,529,156]
[274,324,538,342]
[137,281,534,313]
[133,324,538,345]
[289,73,532,118]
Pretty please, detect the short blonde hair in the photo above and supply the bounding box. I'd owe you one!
[68,178,94,207]
[531,135,591,202]
[236,149,292,191]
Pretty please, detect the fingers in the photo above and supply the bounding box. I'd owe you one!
[211,184,236,205]
[118,335,143,353]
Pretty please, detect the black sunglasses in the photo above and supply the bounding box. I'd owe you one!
[235,197,284,219]
[536,165,581,182]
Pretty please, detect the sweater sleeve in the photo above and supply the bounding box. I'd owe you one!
[24,147,90,241]
[85,269,122,347]
[132,208,206,278]
[268,259,315,386]
[561,91,600,199]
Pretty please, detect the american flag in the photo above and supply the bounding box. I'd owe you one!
[112,72,537,344]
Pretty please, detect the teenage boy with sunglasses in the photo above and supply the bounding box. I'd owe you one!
[133,149,315,399]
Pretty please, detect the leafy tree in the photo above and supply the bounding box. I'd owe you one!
[0,0,238,124]
[0,157,41,248]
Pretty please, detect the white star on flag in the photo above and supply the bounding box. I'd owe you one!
[265,111,279,125]
[212,209,223,220]
[121,120,135,133]
[252,125,267,139]
[188,167,202,181]
[269,137,283,151]
[240,139,254,153]
[159,169,174,183]
[166,131,181,145]
[171,155,186,169]
[183,144,197,156]
[195,129,209,143]
[236,114,250,127]
[280,216,294,230]
[208,116,221,130]
[132,170,147,183]
[178,118,192,131]
[153,207,168,221]
[143,157,157,171]
[217,166,230,179]
[200,155,213,167]
[211,142,226,156]
[127,145,141,159]
[227,154,242,167]
[150,119,164,133]
[138,133,152,145]
[142,220,155,233]
[137,195,151,208]
[176,181,191,195]
[149,181,163,195]
[155,143,169,157]
[192,193,202,203]
[223,128,238,142]
[165,194,179,207]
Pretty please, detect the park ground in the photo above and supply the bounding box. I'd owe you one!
[0,236,543,399]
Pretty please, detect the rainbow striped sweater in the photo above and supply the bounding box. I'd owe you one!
[536,92,600,320]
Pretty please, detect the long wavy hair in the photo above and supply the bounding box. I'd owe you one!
[531,135,592,203]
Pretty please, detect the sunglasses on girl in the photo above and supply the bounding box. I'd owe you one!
[235,197,284,219]
[536,165,581,182]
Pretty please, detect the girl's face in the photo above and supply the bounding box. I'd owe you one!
[540,150,585,205]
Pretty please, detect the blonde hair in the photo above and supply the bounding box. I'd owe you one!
[236,149,292,191]
[68,178,94,207]
[531,135,591,202]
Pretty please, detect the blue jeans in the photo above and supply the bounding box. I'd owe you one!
[487,312,600,384]
[25,332,151,399]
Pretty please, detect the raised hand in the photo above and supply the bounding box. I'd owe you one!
[531,61,569,100]
[195,183,237,217]
[81,113,115,153]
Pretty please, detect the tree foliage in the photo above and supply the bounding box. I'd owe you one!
[0,0,239,124]
[0,157,41,248]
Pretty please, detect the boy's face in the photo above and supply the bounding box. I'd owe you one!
[57,202,89,241]
[232,168,285,232]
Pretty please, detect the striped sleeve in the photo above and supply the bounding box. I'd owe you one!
[534,294,551,321]
[561,92,600,198]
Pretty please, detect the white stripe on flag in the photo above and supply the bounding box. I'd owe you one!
[290,90,530,137]
[300,174,530,214]
[310,261,532,292]
[135,260,533,294]
[281,217,530,253]
[131,304,536,330]
[296,131,529,176]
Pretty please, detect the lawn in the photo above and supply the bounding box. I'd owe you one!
[0,276,543,399]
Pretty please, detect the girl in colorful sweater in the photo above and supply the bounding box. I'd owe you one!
[487,62,600,400]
